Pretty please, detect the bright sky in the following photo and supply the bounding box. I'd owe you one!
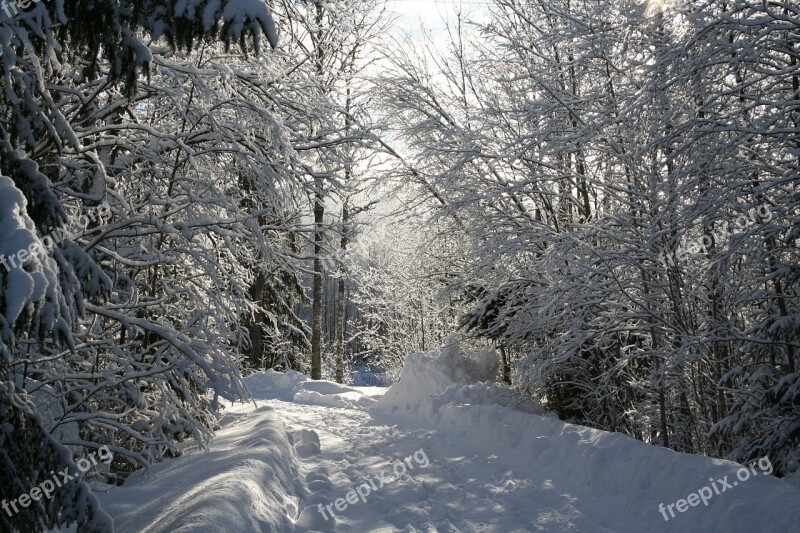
[383,0,489,37]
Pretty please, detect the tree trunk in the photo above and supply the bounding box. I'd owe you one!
[335,202,349,383]
[499,345,511,385]
[310,0,326,381]
[311,180,325,380]
[249,271,267,369]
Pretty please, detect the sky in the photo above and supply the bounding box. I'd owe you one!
[383,0,489,38]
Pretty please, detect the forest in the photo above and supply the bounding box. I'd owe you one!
[0,0,797,530]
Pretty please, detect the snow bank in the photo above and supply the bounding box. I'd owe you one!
[99,405,304,532]
[244,369,308,401]
[244,369,385,409]
[99,345,800,532]
[374,341,800,532]
[375,337,544,416]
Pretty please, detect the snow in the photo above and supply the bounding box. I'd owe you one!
[221,0,279,49]
[99,405,303,532]
[99,342,800,532]
[4,267,34,324]
[786,470,800,491]
[375,336,542,416]
[0,176,47,324]
[244,369,386,409]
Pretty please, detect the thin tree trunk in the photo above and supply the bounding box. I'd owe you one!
[335,202,349,383]
[311,180,324,380]
[310,0,326,380]
[499,345,511,385]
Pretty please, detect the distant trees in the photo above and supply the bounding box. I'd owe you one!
[344,214,463,379]
[378,0,799,476]
[269,0,391,382]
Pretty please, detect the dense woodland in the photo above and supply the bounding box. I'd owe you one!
[0,0,797,530]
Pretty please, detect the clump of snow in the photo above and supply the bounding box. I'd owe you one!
[244,369,385,409]
[375,336,542,416]
[221,0,279,48]
[467,344,502,381]
[5,267,35,323]
[0,176,51,325]
[244,369,307,401]
[289,428,321,458]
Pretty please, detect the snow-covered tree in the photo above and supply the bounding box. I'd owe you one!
[377,0,799,475]
[0,0,325,527]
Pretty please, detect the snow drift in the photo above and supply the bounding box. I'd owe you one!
[99,405,304,532]
[375,337,544,416]
[99,342,800,532]
[244,369,384,409]
[374,340,800,532]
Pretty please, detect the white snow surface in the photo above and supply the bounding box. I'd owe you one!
[0,176,47,323]
[100,404,303,532]
[244,368,385,409]
[99,343,800,532]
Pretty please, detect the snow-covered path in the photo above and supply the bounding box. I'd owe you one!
[273,398,599,532]
[100,345,800,533]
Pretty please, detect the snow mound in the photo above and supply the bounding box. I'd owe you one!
[289,428,321,458]
[375,337,543,416]
[244,369,384,409]
[244,369,308,401]
[374,341,800,532]
[99,405,303,532]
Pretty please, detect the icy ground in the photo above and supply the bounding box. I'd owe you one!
[99,342,800,532]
